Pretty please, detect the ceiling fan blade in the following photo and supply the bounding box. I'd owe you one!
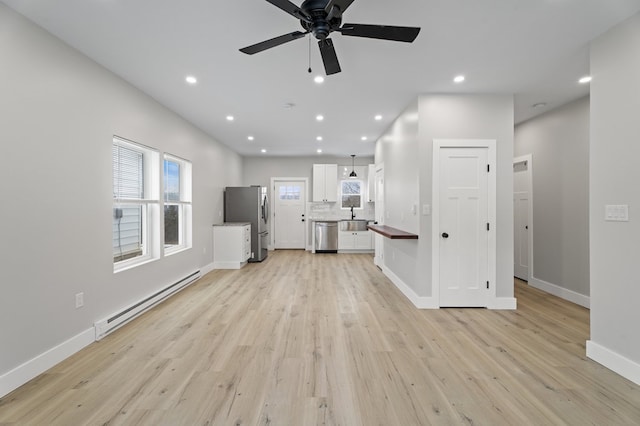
[339,23,421,43]
[325,0,357,15]
[240,31,308,55]
[266,0,311,23]
[318,38,341,75]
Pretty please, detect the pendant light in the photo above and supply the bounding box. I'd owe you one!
[349,154,357,178]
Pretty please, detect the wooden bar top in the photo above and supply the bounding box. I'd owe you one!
[367,224,418,239]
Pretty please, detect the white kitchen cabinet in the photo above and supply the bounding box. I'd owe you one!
[338,230,373,251]
[367,164,376,203]
[213,224,251,269]
[313,164,338,202]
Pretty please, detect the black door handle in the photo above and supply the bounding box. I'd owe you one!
[442,232,449,238]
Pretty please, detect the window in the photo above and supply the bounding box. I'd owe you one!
[279,185,301,200]
[112,137,159,270]
[163,154,192,254]
[341,180,363,209]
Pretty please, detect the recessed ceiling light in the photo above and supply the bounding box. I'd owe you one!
[316,136,323,141]
[361,136,368,141]
[226,115,234,121]
[247,136,254,141]
[316,115,324,121]
[185,75,197,85]
[374,115,383,121]
[579,76,592,84]
[454,75,465,83]
[314,75,325,84]
[317,149,322,153]
[532,102,547,108]
[261,149,267,153]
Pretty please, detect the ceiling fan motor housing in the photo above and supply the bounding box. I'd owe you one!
[300,0,342,40]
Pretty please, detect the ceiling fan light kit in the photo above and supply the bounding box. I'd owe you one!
[240,0,421,75]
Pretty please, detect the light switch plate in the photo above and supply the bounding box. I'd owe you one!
[605,204,629,222]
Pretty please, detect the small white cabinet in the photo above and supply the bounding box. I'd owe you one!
[367,164,376,203]
[338,230,373,251]
[213,224,251,269]
[313,164,338,202]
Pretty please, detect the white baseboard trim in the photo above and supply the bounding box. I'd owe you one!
[0,328,94,398]
[212,261,246,270]
[529,276,590,308]
[382,266,438,309]
[587,340,640,386]
[201,261,215,276]
[487,297,517,310]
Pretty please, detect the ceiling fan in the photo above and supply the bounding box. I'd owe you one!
[239,0,421,75]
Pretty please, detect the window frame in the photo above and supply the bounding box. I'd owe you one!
[340,179,364,210]
[163,153,192,256]
[112,136,160,272]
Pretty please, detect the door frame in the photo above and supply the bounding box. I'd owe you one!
[374,163,384,268]
[270,177,309,250]
[513,154,534,282]
[432,139,497,307]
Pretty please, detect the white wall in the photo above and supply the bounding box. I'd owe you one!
[0,4,242,394]
[514,97,590,302]
[588,12,640,385]
[375,94,515,306]
[242,155,374,189]
[374,101,420,289]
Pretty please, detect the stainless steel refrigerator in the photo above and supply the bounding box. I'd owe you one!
[224,186,269,262]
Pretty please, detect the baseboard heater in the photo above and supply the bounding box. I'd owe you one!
[94,270,200,340]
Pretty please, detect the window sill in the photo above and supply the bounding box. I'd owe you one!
[113,255,158,273]
[164,245,191,257]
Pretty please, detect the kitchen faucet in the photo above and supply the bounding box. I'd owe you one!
[350,206,356,220]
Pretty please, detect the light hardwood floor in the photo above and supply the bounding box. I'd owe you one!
[1,251,639,425]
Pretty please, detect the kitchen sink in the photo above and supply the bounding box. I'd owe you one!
[339,220,369,232]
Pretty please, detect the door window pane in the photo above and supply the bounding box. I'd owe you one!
[279,185,301,200]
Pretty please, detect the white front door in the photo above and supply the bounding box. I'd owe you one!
[274,181,306,249]
[513,158,531,281]
[439,147,489,307]
[374,166,384,267]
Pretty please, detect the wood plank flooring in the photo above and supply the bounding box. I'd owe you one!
[1,251,639,425]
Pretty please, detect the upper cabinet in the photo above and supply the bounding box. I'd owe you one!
[367,164,376,203]
[313,164,338,202]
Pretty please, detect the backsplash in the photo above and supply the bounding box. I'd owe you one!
[308,201,375,221]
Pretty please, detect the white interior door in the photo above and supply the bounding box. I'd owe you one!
[274,181,306,249]
[439,147,489,307]
[514,158,531,281]
[374,166,384,267]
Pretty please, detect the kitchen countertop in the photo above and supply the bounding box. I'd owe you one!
[212,222,251,227]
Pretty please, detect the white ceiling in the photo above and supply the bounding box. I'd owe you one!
[3,0,640,157]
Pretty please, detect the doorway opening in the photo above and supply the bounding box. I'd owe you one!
[513,155,533,282]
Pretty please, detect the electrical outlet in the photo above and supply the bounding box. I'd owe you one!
[75,292,84,308]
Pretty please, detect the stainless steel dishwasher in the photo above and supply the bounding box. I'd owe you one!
[315,221,338,253]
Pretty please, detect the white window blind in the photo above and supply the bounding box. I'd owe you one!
[113,144,143,200]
